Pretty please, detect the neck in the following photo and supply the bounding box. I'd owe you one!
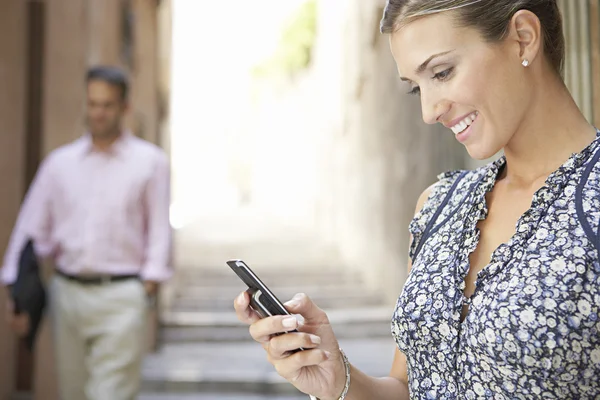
[92,129,122,151]
[501,74,596,186]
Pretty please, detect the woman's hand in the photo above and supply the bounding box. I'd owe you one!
[234,291,347,399]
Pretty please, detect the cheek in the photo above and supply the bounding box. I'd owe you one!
[445,67,488,114]
[471,60,526,127]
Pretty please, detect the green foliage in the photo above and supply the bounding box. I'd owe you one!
[253,0,317,78]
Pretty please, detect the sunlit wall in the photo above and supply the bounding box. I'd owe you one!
[170,0,318,229]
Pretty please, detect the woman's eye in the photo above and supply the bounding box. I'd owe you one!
[407,86,421,96]
[433,67,454,81]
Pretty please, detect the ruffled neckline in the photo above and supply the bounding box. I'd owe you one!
[459,129,600,305]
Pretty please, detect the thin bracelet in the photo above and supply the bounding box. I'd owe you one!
[309,348,351,400]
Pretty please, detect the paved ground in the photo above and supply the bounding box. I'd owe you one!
[140,395,307,400]
[143,208,399,399]
[141,337,396,397]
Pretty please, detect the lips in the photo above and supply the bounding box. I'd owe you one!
[449,111,478,134]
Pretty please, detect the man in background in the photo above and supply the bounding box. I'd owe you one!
[2,65,172,400]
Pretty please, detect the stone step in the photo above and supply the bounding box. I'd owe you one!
[161,318,392,342]
[12,388,307,399]
[160,307,393,342]
[173,281,382,301]
[161,306,393,327]
[176,268,363,286]
[175,283,368,297]
[140,394,307,400]
[142,338,396,395]
[174,241,343,271]
[172,290,385,312]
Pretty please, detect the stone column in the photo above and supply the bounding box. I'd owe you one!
[41,0,88,156]
[156,0,177,328]
[314,0,466,303]
[157,0,172,152]
[0,0,27,395]
[87,0,123,67]
[32,0,90,398]
[130,0,159,144]
[590,0,600,126]
[131,0,163,351]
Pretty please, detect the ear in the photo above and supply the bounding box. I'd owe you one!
[508,10,543,65]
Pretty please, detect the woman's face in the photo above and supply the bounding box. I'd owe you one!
[389,12,532,160]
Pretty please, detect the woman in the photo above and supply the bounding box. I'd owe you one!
[234,0,600,398]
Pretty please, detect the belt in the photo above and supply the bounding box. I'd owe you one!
[55,269,139,285]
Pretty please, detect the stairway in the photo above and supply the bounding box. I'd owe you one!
[141,262,396,397]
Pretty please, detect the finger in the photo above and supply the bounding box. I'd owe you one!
[249,314,300,343]
[273,348,331,382]
[267,332,322,360]
[234,291,261,325]
[283,293,329,326]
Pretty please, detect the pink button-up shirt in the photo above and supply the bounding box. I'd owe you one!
[1,132,172,285]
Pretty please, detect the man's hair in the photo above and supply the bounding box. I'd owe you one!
[85,65,129,100]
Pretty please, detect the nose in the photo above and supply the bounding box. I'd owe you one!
[420,91,449,125]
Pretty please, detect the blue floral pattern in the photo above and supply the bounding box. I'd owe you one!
[392,130,600,399]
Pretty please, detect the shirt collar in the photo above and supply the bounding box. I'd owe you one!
[79,130,133,158]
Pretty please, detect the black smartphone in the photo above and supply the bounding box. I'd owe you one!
[227,258,304,343]
[227,259,294,319]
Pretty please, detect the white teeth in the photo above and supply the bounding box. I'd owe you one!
[451,112,478,135]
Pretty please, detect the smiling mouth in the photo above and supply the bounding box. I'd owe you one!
[450,111,478,134]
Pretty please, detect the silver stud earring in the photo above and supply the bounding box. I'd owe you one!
[522,59,530,67]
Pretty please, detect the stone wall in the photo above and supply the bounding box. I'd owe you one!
[313,0,467,304]
[0,1,26,396]
[41,0,161,152]
[313,0,600,304]
[0,0,165,397]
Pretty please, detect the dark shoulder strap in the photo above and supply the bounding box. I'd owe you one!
[575,148,600,258]
[412,171,469,261]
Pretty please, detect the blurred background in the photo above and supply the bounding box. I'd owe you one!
[0,0,599,399]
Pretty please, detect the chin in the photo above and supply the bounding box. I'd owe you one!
[464,142,502,161]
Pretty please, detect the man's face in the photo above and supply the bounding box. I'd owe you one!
[86,80,127,138]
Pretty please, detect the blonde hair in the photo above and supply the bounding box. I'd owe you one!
[380,0,565,76]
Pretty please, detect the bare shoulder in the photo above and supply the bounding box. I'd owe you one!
[414,168,474,216]
[414,183,436,215]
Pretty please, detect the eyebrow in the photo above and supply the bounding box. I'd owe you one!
[399,50,455,82]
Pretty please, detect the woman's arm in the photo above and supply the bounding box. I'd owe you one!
[340,348,409,400]
[339,184,434,400]
[235,185,435,400]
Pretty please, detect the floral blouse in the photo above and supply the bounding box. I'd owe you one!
[392,130,600,399]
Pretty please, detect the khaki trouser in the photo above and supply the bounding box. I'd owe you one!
[49,275,148,400]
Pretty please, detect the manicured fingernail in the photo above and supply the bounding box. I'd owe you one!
[236,293,245,304]
[284,293,303,308]
[282,317,297,329]
[284,299,299,308]
[309,334,321,344]
[324,350,331,359]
